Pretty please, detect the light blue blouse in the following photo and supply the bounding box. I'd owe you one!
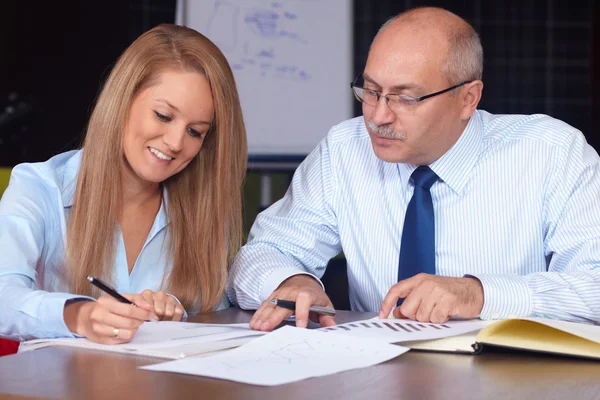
[0,150,227,341]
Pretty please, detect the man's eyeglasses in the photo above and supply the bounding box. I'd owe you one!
[350,73,472,113]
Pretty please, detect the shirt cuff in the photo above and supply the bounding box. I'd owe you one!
[166,293,188,319]
[469,274,532,320]
[259,268,325,303]
[41,293,94,338]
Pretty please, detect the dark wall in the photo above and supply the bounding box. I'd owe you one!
[594,4,600,143]
[0,0,597,167]
[0,1,132,165]
[0,1,175,166]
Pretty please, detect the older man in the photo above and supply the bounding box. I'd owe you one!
[229,7,600,331]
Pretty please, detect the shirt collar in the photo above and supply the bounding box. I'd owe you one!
[397,110,484,194]
[154,187,170,231]
[61,150,83,208]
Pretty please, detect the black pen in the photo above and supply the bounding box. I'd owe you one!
[269,299,336,315]
[87,276,135,306]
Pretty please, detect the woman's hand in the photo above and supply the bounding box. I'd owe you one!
[139,289,185,321]
[63,294,158,344]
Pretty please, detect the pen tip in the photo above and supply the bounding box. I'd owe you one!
[86,276,93,282]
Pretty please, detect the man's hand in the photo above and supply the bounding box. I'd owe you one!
[249,275,336,331]
[379,274,484,323]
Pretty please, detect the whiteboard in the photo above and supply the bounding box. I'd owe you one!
[176,0,353,157]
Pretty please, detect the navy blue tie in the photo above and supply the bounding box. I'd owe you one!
[397,166,439,305]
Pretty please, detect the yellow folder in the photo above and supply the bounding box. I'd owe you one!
[403,318,600,359]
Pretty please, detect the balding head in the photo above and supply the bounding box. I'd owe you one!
[373,7,483,84]
[359,7,484,165]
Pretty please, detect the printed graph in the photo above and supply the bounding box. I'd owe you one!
[324,320,452,333]
[317,319,486,343]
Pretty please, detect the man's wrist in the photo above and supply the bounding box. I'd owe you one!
[464,276,484,316]
[279,274,322,290]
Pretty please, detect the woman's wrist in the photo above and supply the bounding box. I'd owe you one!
[63,299,93,335]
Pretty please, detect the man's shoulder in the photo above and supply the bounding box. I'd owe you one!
[326,116,369,144]
[479,110,581,146]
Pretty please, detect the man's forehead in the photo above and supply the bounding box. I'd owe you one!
[372,25,448,57]
[365,28,447,80]
[364,49,444,86]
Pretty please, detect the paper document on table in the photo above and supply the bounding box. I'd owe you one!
[317,318,491,343]
[19,322,265,359]
[141,325,408,386]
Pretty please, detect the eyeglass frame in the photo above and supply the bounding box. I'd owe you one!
[350,73,473,110]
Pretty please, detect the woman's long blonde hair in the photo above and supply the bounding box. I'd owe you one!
[66,24,247,312]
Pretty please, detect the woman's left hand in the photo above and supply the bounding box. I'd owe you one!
[139,290,185,321]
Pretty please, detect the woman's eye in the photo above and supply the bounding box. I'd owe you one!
[154,111,172,122]
[188,128,203,138]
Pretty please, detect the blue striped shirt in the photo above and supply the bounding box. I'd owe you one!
[229,110,600,323]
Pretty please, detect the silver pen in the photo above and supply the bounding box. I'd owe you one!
[268,299,336,315]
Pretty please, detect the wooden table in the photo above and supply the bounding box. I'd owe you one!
[1,309,599,400]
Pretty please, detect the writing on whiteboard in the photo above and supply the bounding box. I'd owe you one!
[205,0,311,81]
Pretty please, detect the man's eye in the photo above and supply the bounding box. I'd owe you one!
[154,111,172,122]
[397,95,418,106]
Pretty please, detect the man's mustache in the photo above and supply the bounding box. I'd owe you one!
[367,121,406,140]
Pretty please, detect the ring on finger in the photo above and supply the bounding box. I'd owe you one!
[112,328,120,339]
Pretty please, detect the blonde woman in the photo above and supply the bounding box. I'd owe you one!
[0,24,247,344]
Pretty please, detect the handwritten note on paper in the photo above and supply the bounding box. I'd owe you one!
[317,319,490,343]
[141,325,408,386]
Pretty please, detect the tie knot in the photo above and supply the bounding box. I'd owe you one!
[410,166,439,189]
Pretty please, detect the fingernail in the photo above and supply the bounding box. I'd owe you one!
[379,311,384,319]
[297,319,307,328]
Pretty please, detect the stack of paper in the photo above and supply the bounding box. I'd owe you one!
[19,322,265,359]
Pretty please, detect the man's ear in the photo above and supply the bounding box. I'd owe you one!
[460,80,483,120]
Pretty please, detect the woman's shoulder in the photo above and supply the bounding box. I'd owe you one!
[9,150,82,192]
[6,150,83,205]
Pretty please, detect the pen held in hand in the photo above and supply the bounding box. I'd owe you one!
[87,276,159,322]
[269,299,336,315]
[86,276,136,306]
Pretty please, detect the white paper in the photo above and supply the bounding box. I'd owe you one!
[20,322,265,359]
[317,318,490,344]
[142,325,408,386]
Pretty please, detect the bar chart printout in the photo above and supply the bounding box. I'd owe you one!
[318,319,489,343]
